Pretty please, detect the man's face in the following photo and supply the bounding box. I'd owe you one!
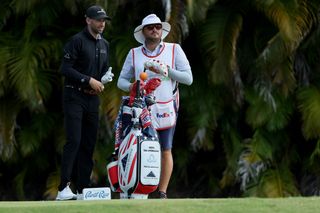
[143,24,162,42]
[87,18,106,34]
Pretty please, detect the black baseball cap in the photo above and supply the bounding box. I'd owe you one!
[85,5,111,20]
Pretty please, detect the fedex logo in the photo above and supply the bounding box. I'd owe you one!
[156,112,171,118]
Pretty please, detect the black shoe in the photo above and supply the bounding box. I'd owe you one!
[159,191,167,199]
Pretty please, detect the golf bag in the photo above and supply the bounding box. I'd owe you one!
[107,79,161,199]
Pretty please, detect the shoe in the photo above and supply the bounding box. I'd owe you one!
[56,183,76,201]
[77,193,84,200]
[159,191,167,199]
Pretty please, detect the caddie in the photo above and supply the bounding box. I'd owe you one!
[117,13,193,199]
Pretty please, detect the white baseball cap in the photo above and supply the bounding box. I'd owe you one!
[134,14,171,44]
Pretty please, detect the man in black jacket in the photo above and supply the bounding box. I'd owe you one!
[56,5,113,201]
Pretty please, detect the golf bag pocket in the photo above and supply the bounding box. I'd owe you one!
[117,133,161,195]
[129,139,161,195]
[150,100,176,130]
[136,139,161,191]
[107,160,120,192]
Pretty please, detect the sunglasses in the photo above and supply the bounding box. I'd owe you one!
[144,24,162,31]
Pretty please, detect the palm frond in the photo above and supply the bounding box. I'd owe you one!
[260,1,298,41]
[0,0,12,30]
[245,88,293,131]
[17,112,59,157]
[0,96,21,161]
[293,52,310,86]
[13,168,28,200]
[220,126,242,189]
[187,83,224,151]
[257,164,300,197]
[186,0,218,24]
[44,171,60,200]
[0,43,11,95]
[253,0,317,102]
[309,138,320,167]
[236,130,272,191]
[300,173,320,196]
[199,5,243,94]
[6,38,61,110]
[254,0,318,66]
[297,86,320,139]
[110,35,137,71]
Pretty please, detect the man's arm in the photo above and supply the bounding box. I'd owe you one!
[117,50,135,92]
[168,44,193,85]
[61,37,104,92]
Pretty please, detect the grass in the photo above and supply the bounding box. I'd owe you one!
[0,197,320,213]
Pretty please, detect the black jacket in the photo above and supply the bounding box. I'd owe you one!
[61,27,110,88]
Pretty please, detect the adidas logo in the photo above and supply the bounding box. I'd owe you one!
[147,171,156,178]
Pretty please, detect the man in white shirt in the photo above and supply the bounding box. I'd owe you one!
[117,14,192,199]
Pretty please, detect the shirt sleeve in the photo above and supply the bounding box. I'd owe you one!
[117,49,135,92]
[60,37,91,86]
[168,44,193,85]
[100,39,110,79]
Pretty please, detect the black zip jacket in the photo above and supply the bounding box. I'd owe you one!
[61,27,110,89]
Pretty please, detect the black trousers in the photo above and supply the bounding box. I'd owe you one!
[59,88,100,193]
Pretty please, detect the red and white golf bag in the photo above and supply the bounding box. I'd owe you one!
[107,79,161,199]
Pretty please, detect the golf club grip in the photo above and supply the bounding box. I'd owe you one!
[136,80,140,98]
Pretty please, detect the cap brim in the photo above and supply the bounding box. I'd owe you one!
[90,15,111,20]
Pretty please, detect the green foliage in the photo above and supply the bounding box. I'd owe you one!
[1,0,320,201]
[245,88,294,131]
[199,6,243,86]
[298,86,320,139]
[255,164,300,197]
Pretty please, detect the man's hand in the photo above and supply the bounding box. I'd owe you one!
[128,80,145,106]
[144,78,161,94]
[101,67,114,84]
[89,77,105,93]
[144,60,168,77]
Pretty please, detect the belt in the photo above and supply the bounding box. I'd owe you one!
[65,85,98,95]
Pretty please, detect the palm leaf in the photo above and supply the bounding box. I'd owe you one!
[186,0,218,24]
[6,38,61,110]
[236,130,272,191]
[297,86,320,139]
[253,0,316,105]
[17,112,59,157]
[13,167,28,200]
[44,171,60,200]
[220,126,242,189]
[300,171,320,196]
[257,165,300,197]
[254,0,298,41]
[199,6,243,86]
[245,88,293,131]
[0,96,21,161]
[187,84,225,151]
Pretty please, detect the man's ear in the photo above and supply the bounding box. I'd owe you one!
[86,17,91,24]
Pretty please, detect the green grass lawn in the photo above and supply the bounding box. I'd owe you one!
[0,197,320,213]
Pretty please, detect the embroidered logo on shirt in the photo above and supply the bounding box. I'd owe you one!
[100,49,106,54]
[64,53,71,59]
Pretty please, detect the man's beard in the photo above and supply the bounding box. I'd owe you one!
[90,26,103,34]
[145,37,160,43]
